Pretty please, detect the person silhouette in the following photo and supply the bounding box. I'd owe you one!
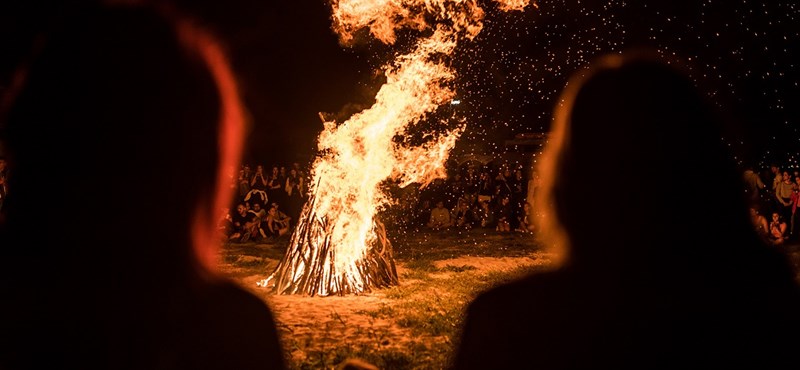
[0,3,284,369]
[452,53,800,369]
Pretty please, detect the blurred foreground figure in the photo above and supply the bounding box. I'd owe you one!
[0,3,284,369]
[453,53,800,369]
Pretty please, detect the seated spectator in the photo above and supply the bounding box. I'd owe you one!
[244,187,268,209]
[516,202,535,233]
[414,199,433,229]
[265,203,291,238]
[427,200,452,230]
[230,203,258,243]
[249,202,268,241]
[473,200,495,228]
[768,212,788,245]
[494,196,512,232]
[451,198,474,229]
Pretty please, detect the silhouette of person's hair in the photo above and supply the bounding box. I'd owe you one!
[1,3,285,369]
[452,52,800,369]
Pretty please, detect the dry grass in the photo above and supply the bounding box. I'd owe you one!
[219,226,800,369]
[218,228,554,369]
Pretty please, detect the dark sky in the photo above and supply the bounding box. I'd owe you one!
[2,1,798,168]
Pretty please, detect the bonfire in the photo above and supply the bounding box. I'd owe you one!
[259,0,531,296]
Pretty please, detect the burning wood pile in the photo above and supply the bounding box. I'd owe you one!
[259,0,532,296]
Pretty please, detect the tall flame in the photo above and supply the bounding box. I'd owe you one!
[262,0,530,296]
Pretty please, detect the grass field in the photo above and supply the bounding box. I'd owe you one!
[219,228,553,369]
[219,227,800,369]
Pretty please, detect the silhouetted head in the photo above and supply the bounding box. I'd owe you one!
[1,2,245,280]
[536,52,752,266]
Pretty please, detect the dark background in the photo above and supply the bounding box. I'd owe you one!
[2,0,797,169]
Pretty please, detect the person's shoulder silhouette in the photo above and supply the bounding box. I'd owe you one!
[0,3,285,369]
[452,52,800,369]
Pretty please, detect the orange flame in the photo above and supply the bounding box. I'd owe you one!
[261,0,530,294]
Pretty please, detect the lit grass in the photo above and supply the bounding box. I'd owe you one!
[221,227,547,369]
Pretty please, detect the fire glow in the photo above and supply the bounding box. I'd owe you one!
[259,0,530,296]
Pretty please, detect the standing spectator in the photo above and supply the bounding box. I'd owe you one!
[775,171,794,224]
[446,172,466,208]
[414,199,433,230]
[509,168,527,230]
[284,167,305,222]
[250,164,268,191]
[463,166,479,206]
[750,206,770,242]
[266,166,284,208]
[291,162,306,181]
[477,170,494,205]
[494,167,513,201]
[791,176,800,241]
[237,166,251,202]
[742,164,765,207]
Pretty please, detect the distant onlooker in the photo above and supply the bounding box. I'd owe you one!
[230,203,258,243]
[285,168,305,221]
[265,203,291,238]
[750,206,769,242]
[477,171,494,204]
[494,196,512,232]
[250,164,268,191]
[792,176,800,240]
[776,171,794,223]
[769,212,789,246]
[451,198,473,229]
[516,202,535,233]
[414,199,433,229]
[244,187,268,209]
[474,200,495,228]
[742,165,765,207]
[266,166,283,207]
[427,201,451,230]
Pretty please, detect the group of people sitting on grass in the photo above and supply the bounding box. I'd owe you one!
[223,201,292,243]
[747,166,800,246]
[419,196,535,233]
[220,161,309,243]
[411,165,538,233]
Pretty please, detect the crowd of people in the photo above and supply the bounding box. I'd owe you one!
[403,165,538,233]
[745,165,800,246]
[218,156,800,246]
[218,160,540,244]
[220,162,308,243]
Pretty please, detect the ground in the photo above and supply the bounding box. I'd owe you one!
[218,229,800,370]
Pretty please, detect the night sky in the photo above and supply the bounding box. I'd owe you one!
[2,1,798,169]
